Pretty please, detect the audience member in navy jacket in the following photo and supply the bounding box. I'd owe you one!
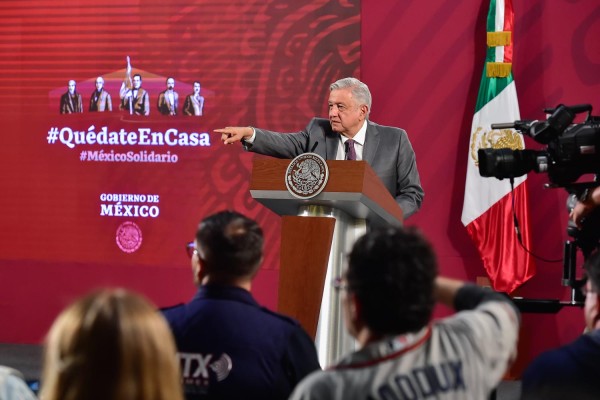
[162,210,321,400]
[522,250,600,400]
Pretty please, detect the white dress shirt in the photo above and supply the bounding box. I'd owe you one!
[335,120,367,160]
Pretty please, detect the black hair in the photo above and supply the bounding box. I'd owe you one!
[347,226,437,335]
[196,211,263,278]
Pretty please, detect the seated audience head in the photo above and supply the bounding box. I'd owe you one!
[584,250,600,331]
[345,226,437,340]
[191,210,264,286]
[521,250,600,399]
[40,288,183,400]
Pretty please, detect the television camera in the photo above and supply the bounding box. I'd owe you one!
[477,104,600,309]
[478,104,600,187]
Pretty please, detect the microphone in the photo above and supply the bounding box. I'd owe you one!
[308,141,318,153]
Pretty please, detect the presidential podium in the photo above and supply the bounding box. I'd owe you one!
[249,157,403,366]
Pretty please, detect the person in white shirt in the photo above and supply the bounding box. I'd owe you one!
[290,226,520,400]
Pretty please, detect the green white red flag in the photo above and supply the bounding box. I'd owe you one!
[461,0,535,293]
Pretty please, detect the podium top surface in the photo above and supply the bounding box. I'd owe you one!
[249,158,403,227]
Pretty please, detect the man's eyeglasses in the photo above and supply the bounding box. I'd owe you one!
[186,241,198,259]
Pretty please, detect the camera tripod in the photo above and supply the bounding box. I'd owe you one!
[512,187,600,313]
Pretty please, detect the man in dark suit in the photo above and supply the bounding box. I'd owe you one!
[216,77,424,218]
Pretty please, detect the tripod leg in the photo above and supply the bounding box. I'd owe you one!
[562,240,577,287]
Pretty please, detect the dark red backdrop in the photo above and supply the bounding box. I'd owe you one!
[1,0,599,376]
[362,0,600,375]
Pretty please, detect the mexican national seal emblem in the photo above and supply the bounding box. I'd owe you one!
[116,221,143,253]
[285,153,329,199]
[470,126,524,166]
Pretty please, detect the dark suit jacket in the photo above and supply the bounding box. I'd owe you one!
[245,118,424,218]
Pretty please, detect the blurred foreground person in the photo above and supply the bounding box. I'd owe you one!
[40,288,184,400]
[522,251,600,400]
[0,366,37,400]
[163,210,320,400]
[290,226,520,400]
[570,186,600,229]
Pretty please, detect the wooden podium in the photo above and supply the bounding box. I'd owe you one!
[249,157,403,365]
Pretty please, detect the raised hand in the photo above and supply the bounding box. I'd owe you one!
[215,127,254,145]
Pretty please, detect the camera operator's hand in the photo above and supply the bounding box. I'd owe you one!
[570,186,600,229]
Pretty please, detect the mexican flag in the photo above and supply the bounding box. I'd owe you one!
[461,0,535,294]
